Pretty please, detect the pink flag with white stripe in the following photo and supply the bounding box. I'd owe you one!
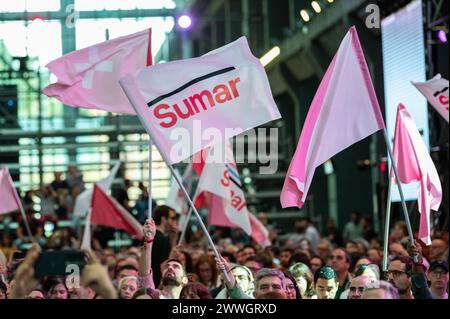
[43,29,152,114]
[392,104,442,245]
[0,167,23,215]
[280,26,385,208]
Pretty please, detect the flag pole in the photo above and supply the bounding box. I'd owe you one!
[19,206,33,241]
[178,207,192,246]
[382,129,417,261]
[148,139,153,219]
[81,208,92,250]
[119,81,231,283]
[382,177,393,272]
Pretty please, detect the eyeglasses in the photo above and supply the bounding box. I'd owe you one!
[431,270,447,276]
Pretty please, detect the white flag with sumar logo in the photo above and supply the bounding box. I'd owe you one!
[193,141,252,235]
[119,37,281,165]
[412,74,449,123]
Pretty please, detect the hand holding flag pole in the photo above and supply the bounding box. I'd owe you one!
[119,81,231,283]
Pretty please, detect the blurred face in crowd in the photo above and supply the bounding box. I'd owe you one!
[362,288,392,299]
[116,257,139,272]
[345,242,358,255]
[162,261,187,287]
[428,267,449,292]
[310,257,323,274]
[355,258,371,269]
[49,283,69,299]
[328,249,349,274]
[231,267,253,295]
[165,209,178,231]
[368,249,382,265]
[430,239,447,261]
[387,260,411,294]
[180,287,201,299]
[279,250,293,268]
[294,275,308,297]
[348,276,370,299]
[27,290,46,299]
[244,260,263,278]
[315,277,338,299]
[119,278,137,299]
[255,276,285,299]
[197,262,213,283]
[117,268,138,281]
[242,247,256,261]
[284,277,297,299]
[317,242,330,261]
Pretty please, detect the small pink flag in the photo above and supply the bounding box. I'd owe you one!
[280,26,385,209]
[0,167,23,215]
[392,104,442,245]
[43,29,152,115]
[91,185,143,239]
[249,213,271,247]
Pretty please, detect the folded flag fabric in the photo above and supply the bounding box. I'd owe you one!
[280,26,385,209]
[43,28,152,114]
[0,166,23,215]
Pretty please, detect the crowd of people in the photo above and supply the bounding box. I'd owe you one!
[0,169,448,300]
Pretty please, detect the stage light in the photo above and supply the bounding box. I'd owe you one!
[327,0,334,3]
[300,10,310,22]
[311,1,322,13]
[437,30,447,43]
[260,46,280,67]
[177,15,192,29]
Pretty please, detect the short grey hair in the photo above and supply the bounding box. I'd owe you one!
[255,268,286,290]
[364,280,399,299]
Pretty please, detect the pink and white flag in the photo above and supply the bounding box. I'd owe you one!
[0,167,23,215]
[249,213,271,247]
[119,37,281,165]
[194,142,252,235]
[43,29,152,114]
[280,26,385,208]
[392,104,442,245]
[413,74,449,123]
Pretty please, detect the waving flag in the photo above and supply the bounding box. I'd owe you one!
[280,26,385,209]
[119,36,281,165]
[194,142,252,235]
[249,213,271,247]
[91,185,143,239]
[43,29,152,114]
[0,167,23,215]
[413,74,449,123]
[392,104,442,245]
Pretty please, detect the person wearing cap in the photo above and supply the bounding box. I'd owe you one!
[428,260,449,299]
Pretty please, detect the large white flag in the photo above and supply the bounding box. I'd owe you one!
[119,37,281,165]
[413,74,449,123]
[194,142,252,235]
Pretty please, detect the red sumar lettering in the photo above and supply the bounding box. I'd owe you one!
[154,77,241,128]
[220,168,246,212]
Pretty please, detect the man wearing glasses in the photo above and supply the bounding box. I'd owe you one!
[428,261,449,299]
[387,256,414,299]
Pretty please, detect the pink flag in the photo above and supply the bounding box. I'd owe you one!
[280,26,385,208]
[0,167,23,215]
[43,29,152,114]
[392,104,442,245]
[249,213,271,247]
[91,185,143,239]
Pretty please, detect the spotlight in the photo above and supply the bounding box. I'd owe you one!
[300,10,310,22]
[177,15,192,29]
[311,1,322,13]
[260,46,280,67]
[437,30,447,43]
